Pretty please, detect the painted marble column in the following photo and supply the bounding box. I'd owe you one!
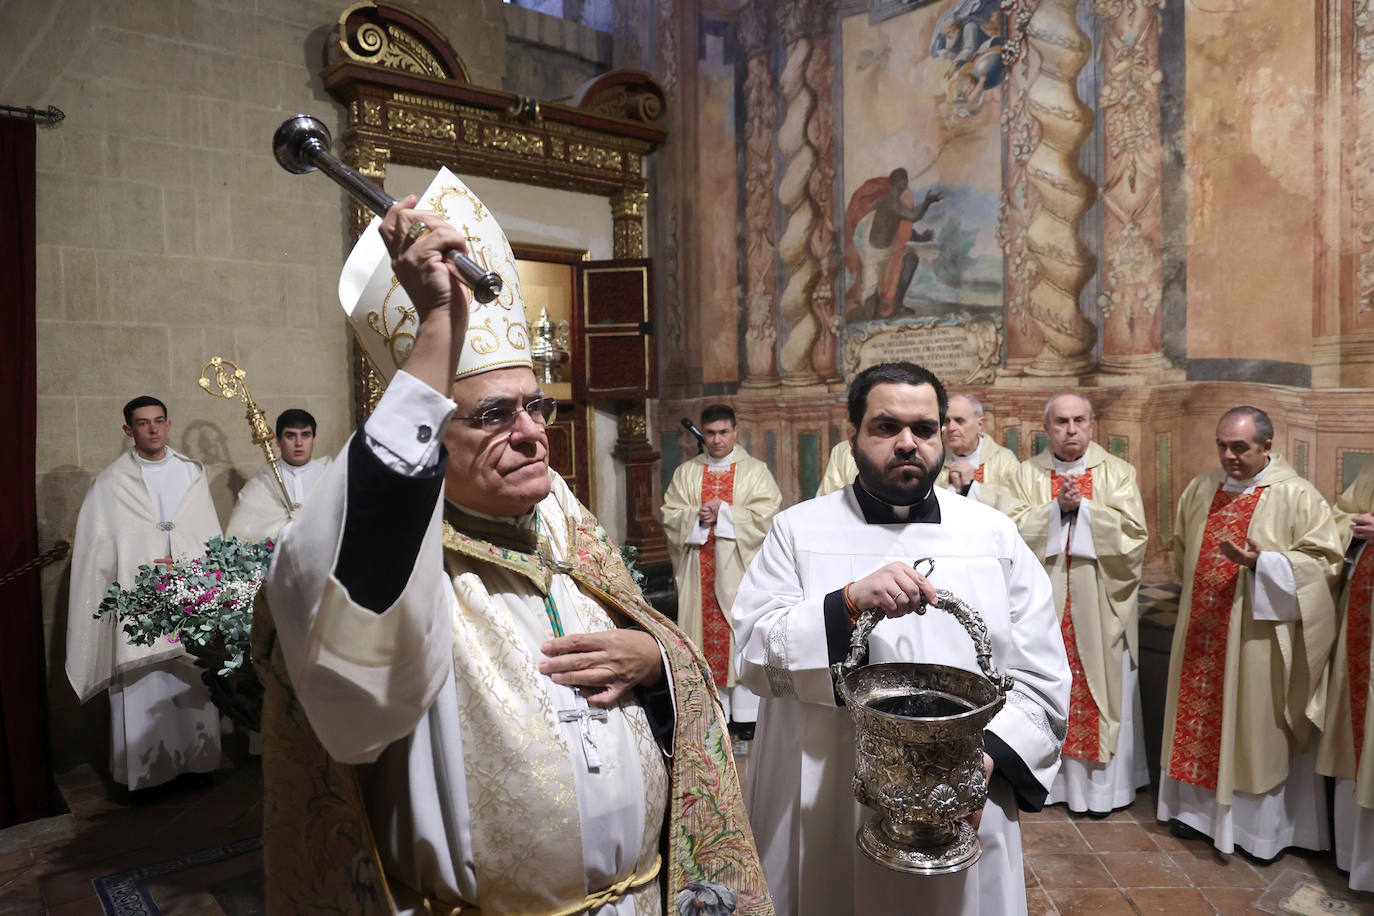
[739,0,781,389]
[653,0,686,383]
[1022,0,1098,377]
[1095,0,1172,377]
[999,3,1046,368]
[775,0,839,387]
[803,0,841,383]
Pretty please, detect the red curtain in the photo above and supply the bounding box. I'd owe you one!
[0,117,52,826]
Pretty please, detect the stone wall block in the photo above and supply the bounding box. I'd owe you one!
[35,175,109,249]
[175,0,244,53]
[38,321,171,398]
[233,326,343,397]
[35,245,64,322]
[108,135,198,188]
[36,397,80,476]
[193,188,233,256]
[163,195,198,256]
[59,247,101,323]
[254,17,313,67]
[98,179,167,254]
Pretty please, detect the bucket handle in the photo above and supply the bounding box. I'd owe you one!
[831,558,1014,695]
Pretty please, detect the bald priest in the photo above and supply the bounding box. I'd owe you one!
[254,169,770,913]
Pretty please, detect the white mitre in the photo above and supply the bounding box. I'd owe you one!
[338,167,531,382]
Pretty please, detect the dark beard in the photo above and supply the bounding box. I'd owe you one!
[852,442,944,506]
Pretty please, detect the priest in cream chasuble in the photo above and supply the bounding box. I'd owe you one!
[733,363,1069,916]
[1004,394,1149,815]
[1318,464,1374,890]
[933,393,1019,512]
[1160,407,1341,859]
[256,172,769,915]
[67,396,223,790]
[817,440,858,497]
[662,404,781,725]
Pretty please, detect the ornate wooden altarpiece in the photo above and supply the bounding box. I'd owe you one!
[320,1,670,565]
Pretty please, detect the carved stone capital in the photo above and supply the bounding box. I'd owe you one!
[738,0,771,55]
[778,0,836,45]
[610,186,649,221]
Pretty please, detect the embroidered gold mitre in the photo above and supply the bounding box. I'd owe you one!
[337,167,532,382]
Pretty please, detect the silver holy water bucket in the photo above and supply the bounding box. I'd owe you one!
[831,571,1013,876]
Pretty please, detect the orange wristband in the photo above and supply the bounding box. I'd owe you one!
[843,583,864,625]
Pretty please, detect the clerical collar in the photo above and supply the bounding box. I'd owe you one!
[1222,456,1271,493]
[953,442,981,467]
[706,447,736,469]
[851,478,941,525]
[1052,453,1087,474]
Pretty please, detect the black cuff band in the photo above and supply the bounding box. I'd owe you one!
[335,433,446,613]
[636,673,676,750]
[824,588,853,667]
[984,730,1049,812]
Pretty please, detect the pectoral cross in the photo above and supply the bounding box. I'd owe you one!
[559,692,609,771]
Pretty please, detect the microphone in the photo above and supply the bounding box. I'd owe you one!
[681,418,705,454]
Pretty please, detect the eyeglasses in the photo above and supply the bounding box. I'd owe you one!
[459,396,558,432]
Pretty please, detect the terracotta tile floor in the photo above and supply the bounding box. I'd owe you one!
[6,759,1374,913]
[1023,791,1374,914]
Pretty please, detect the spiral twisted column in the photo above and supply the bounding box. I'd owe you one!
[803,0,841,383]
[1094,0,1174,378]
[739,0,781,388]
[775,2,823,387]
[1022,0,1098,377]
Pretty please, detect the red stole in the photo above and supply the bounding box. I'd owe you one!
[974,465,985,484]
[1348,543,1374,768]
[1053,470,1102,762]
[1167,485,1264,789]
[698,465,737,687]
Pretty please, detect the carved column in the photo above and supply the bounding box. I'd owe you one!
[739,0,782,388]
[1094,0,1174,378]
[998,2,1045,369]
[607,184,665,564]
[610,187,648,259]
[654,0,686,383]
[775,0,837,387]
[613,405,669,564]
[803,0,841,383]
[343,137,391,419]
[1022,0,1098,377]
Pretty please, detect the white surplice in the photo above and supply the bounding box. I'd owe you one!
[224,457,331,542]
[263,372,668,913]
[1335,780,1374,891]
[66,447,223,789]
[732,485,1070,916]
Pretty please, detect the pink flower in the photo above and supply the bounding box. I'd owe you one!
[167,632,181,644]
[214,569,223,581]
[154,582,167,592]
[265,539,275,552]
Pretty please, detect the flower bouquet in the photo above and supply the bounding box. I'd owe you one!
[95,535,273,732]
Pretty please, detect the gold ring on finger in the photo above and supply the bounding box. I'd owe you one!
[405,220,430,242]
